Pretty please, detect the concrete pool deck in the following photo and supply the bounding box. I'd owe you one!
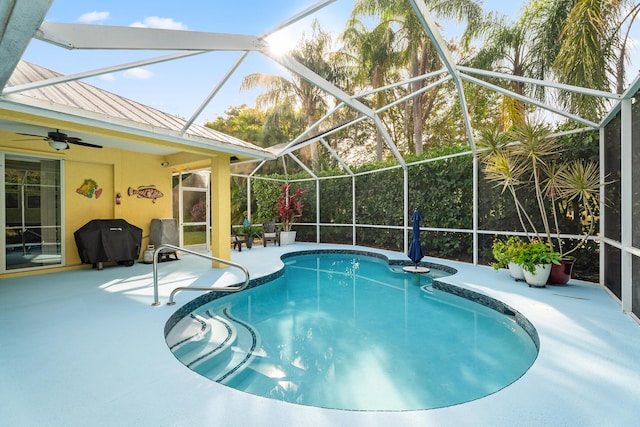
[1,243,639,426]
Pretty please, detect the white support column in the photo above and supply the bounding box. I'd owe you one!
[599,127,606,287]
[473,156,479,265]
[404,167,409,255]
[246,177,252,223]
[621,99,632,313]
[352,176,357,246]
[316,180,321,243]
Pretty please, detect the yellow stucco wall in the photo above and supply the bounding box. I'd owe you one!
[1,110,239,277]
[64,161,115,265]
[64,151,173,266]
[2,130,175,271]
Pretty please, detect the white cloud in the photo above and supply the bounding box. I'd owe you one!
[78,11,109,24]
[123,68,153,80]
[98,73,116,81]
[129,16,187,30]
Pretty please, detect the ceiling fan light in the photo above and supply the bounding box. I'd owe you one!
[48,140,69,150]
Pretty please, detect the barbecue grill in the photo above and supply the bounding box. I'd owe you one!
[74,219,142,270]
[149,218,179,262]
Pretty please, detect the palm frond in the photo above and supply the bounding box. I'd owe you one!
[555,159,602,203]
[483,151,527,193]
[508,121,560,165]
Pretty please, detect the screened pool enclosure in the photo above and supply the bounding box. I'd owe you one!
[1,0,639,320]
[232,82,640,319]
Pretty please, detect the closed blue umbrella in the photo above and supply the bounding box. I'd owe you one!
[407,208,424,267]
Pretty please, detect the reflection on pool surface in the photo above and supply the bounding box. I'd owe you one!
[166,252,538,411]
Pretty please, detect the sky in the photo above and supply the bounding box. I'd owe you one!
[21,0,639,125]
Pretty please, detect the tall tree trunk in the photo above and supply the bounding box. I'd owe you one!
[410,56,423,154]
[375,133,383,161]
[305,105,319,169]
[413,95,424,155]
[405,96,414,153]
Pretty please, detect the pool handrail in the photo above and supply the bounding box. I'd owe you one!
[152,244,250,306]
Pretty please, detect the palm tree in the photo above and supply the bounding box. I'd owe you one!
[351,0,484,155]
[339,16,398,160]
[553,0,622,120]
[526,0,638,121]
[241,21,338,168]
[470,14,531,128]
[261,105,306,148]
[473,1,638,124]
[616,3,640,92]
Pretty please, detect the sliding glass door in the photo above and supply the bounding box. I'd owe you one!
[3,155,62,271]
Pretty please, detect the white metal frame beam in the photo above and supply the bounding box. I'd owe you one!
[621,98,633,313]
[263,51,407,167]
[458,66,622,100]
[179,52,249,135]
[407,0,476,154]
[36,22,265,51]
[0,0,53,90]
[179,0,337,134]
[354,68,449,99]
[4,51,206,95]
[461,73,600,128]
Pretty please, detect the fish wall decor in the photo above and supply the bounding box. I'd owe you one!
[128,185,164,203]
[76,179,102,199]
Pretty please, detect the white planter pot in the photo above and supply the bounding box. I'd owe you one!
[523,263,552,287]
[508,262,525,281]
[279,231,296,245]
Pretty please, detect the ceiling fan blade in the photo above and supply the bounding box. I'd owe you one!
[68,140,103,149]
[17,132,45,138]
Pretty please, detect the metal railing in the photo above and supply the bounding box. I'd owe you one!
[152,244,250,306]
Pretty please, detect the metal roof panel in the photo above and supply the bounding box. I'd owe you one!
[5,60,266,153]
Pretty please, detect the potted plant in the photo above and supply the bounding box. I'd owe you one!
[276,183,305,245]
[512,241,561,287]
[239,220,259,248]
[492,236,526,281]
[478,121,605,285]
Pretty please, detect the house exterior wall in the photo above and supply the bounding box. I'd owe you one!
[62,151,173,266]
[1,126,233,276]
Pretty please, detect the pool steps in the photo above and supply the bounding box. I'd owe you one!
[166,314,211,353]
[166,308,261,383]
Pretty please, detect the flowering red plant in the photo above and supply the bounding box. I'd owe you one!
[276,184,305,232]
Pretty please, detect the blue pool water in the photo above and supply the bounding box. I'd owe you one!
[167,253,538,411]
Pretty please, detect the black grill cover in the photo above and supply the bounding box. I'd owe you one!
[74,219,142,264]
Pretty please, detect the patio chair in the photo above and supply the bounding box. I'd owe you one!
[231,226,249,251]
[262,221,280,247]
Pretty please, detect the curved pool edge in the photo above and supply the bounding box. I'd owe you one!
[163,248,541,413]
[165,248,456,337]
[3,243,639,426]
[164,249,540,352]
[430,280,540,351]
[165,247,539,359]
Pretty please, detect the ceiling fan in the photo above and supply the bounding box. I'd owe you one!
[15,129,103,150]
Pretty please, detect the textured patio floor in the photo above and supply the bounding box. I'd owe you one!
[1,243,639,426]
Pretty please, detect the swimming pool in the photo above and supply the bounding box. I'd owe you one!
[166,251,538,411]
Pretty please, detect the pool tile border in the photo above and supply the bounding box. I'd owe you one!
[165,249,538,353]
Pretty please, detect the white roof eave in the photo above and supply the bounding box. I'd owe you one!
[0,94,276,160]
